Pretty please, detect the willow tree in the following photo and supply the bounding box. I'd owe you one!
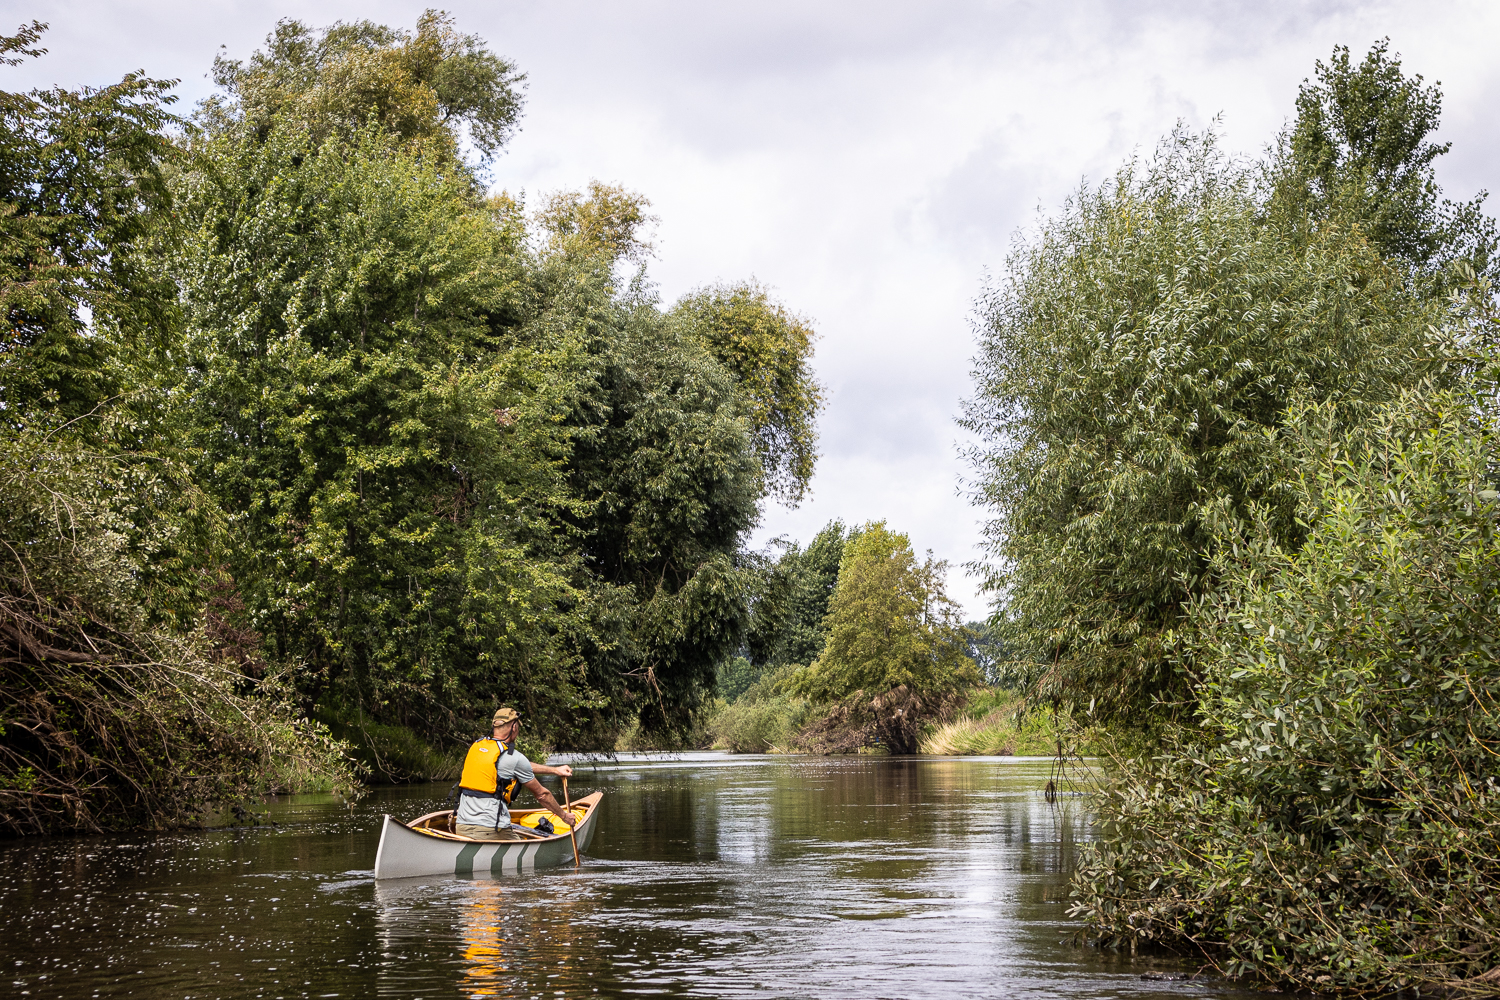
[962,130,1453,722]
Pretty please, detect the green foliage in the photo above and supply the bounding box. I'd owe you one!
[672,281,824,505]
[210,9,525,163]
[920,689,1082,756]
[963,127,1455,723]
[706,665,809,753]
[795,522,975,703]
[790,522,976,753]
[745,519,846,671]
[536,180,657,266]
[1,10,825,823]
[1270,40,1498,286]
[716,655,755,702]
[0,20,180,420]
[563,304,764,742]
[313,703,461,782]
[963,620,1010,687]
[0,25,356,834]
[0,421,358,835]
[166,118,591,739]
[1071,379,1500,992]
[707,696,809,754]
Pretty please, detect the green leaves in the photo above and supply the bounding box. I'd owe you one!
[166,119,589,737]
[672,281,824,506]
[789,522,977,751]
[964,127,1454,723]
[1272,40,1498,288]
[210,10,525,167]
[1072,384,1500,989]
[0,22,180,420]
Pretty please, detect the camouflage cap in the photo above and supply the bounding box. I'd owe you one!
[492,706,521,727]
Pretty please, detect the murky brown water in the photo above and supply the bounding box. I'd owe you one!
[0,753,1261,999]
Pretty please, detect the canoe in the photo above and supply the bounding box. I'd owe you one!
[373,790,604,880]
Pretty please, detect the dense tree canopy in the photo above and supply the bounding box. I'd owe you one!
[963,129,1454,721]
[672,282,823,505]
[0,22,355,834]
[209,9,525,163]
[0,19,179,420]
[0,9,826,815]
[744,520,846,672]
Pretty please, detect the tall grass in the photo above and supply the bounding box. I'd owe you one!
[920,690,1087,755]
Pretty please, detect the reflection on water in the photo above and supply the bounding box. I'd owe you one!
[456,884,511,996]
[0,754,1273,999]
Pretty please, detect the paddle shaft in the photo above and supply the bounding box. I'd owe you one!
[563,777,580,867]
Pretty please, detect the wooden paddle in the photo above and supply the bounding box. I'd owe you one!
[562,776,580,867]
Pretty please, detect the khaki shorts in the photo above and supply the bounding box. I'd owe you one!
[455,823,529,841]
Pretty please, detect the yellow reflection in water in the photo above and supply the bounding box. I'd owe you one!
[458,880,511,998]
[452,877,598,999]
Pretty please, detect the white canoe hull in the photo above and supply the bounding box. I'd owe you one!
[373,790,603,880]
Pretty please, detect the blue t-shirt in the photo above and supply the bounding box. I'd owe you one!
[455,746,534,828]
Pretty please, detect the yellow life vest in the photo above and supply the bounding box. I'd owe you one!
[458,738,522,803]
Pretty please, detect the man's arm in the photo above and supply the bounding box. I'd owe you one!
[531,763,573,778]
[522,777,576,827]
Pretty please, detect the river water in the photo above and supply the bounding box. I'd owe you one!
[0,753,1258,999]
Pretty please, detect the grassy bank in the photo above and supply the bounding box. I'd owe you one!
[700,679,1094,758]
[920,689,1094,756]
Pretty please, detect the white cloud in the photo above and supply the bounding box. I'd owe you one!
[13,0,1500,616]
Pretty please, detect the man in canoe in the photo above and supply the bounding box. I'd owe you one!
[454,707,577,841]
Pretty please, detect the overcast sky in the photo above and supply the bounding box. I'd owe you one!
[10,0,1499,617]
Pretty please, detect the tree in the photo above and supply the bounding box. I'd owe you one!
[0,24,353,831]
[536,180,657,266]
[672,281,824,505]
[791,522,975,753]
[962,129,1455,723]
[208,9,525,165]
[559,305,764,744]
[167,119,590,740]
[0,20,180,421]
[744,519,846,670]
[1270,40,1499,287]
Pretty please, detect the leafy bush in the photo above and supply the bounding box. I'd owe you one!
[313,704,461,782]
[707,696,809,753]
[706,667,809,753]
[0,425,358,835]
[1071,383,1500,992]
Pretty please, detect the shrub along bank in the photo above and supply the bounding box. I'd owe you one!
[964,41,1500,991]
[1072,384,1500,991]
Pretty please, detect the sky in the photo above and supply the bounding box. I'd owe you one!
[9,0,1499,617]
